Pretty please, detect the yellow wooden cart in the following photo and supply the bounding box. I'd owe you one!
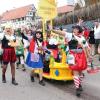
[35,49,73,81]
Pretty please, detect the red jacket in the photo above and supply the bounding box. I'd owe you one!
[29,39,47,53]
[29,39,35,53]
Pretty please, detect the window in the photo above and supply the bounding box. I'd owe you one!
[18,18,20,21]
[22,17,24,20]
[30,12,32,15]
[28,12,33,16]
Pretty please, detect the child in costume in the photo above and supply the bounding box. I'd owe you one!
[15,30,26,71]
[19,28,30,61]
[26,31,45,86]
[47,33,59,60]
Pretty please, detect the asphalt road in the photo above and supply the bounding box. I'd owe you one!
[50,55,100,100]
[0,55,100,100]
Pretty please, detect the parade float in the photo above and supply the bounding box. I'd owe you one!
[34,0,73,81]
[35,43,73,81]
[43,47,73,81]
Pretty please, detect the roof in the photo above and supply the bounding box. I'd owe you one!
[57,5,74,14]
[1,4,35,21]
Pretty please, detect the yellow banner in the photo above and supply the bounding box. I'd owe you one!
[37,0,57,20]
[47,0,56,6]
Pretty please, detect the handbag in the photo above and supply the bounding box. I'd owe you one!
[31,53,39,62]
[16,41,24,55]
[16,48,24,55]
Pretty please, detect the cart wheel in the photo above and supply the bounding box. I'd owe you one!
[49,79,55,83]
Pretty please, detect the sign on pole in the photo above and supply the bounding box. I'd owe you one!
[37,0,57,20]
[37,0,57,40]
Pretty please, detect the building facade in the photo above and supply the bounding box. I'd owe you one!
[1,4,36,29]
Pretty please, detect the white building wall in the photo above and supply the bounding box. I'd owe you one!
[1,8,36,29]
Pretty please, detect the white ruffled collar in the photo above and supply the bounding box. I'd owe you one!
[5,34,15,41]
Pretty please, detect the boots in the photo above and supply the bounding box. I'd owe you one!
[2,75,6,83]
[39,80,45,86]
[22,65,26,71]
[76,88,81,97]
[12,78,18,85]
[16,63,19,69]
[79,84,83,91]
[30,75,35,82]
[76,85,83,97]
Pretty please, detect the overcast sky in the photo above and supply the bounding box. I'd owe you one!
[0,0,75,14]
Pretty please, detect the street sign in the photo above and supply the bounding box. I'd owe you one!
[37,0,57,20]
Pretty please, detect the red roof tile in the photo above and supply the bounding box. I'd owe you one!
[1,4,34,21]
[57,5,74,14]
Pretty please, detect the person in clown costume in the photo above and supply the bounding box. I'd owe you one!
[1,24,18,85]
[52,25,90,97]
